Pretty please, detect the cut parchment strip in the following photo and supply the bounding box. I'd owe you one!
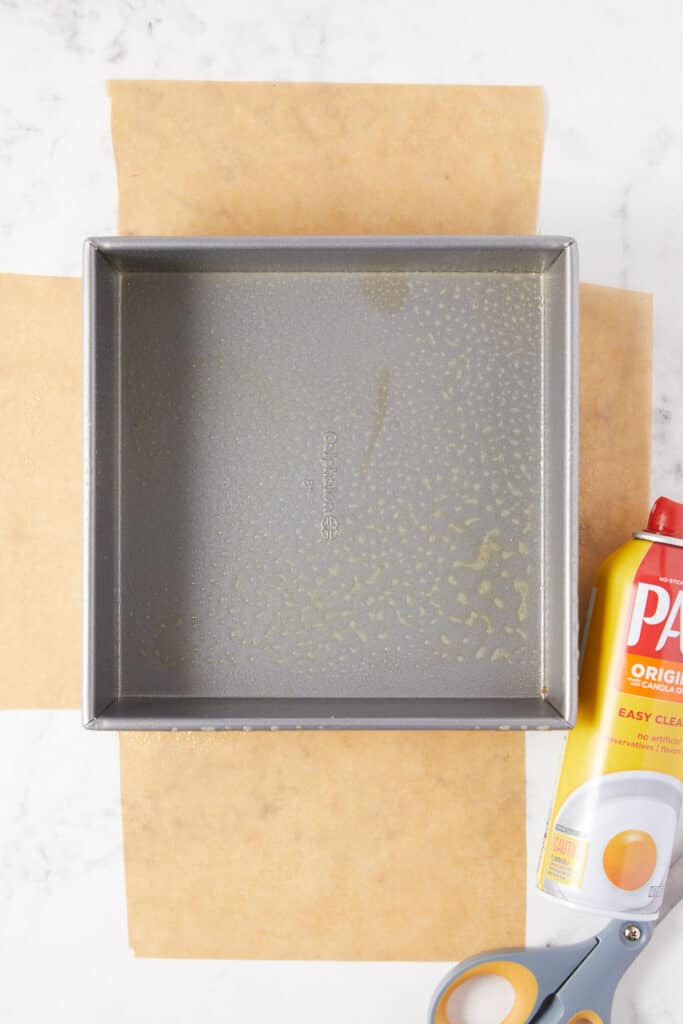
[109,80,547,961]
[120,729,524,960]
[0,275,82,709]
[577,283,653,623]
[110,81,545,236]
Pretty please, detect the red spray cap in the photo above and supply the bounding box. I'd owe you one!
[646,496,683,540]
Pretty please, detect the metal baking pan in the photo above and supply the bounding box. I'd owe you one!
[83,236,578,730]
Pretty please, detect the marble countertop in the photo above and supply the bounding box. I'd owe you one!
[1,1,682,1021]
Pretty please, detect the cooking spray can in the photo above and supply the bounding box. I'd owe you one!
[539,496,683,919]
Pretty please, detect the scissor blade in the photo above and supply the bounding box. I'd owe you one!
[658,852,683,924]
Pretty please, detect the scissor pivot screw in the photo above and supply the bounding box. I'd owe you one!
[623,925,642,942]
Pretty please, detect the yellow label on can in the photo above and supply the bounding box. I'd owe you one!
[544,831,590,889]
[538,532,683,918]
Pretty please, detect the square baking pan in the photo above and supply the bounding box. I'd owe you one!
[83,236,578,730]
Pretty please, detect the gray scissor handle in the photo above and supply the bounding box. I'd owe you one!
[428,918,655,1023]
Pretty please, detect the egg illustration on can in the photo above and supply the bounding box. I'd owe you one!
[539,497,683,919]
[603,828,657,892]
[541,770,682,916]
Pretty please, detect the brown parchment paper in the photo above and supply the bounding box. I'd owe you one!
[120,730,524,960]
[108,80,649,961]
[0,275,82,709]
[578,283,653,623]
[111,81,545,236]
[111,80,546,961]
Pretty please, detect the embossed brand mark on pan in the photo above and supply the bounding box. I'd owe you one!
[321,431,339,540]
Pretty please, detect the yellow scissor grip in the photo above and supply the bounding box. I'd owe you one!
[433,959,539,1024]
[567,1013,604,1024]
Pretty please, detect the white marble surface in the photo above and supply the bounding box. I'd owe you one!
[1,1,683,1021]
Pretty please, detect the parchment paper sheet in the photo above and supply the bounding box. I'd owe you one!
[0,275,82,709]
[111,81,545,237]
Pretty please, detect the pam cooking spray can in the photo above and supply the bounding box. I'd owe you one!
[539,496,683,919]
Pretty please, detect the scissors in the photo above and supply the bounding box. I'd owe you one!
[429,852,683,1023]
